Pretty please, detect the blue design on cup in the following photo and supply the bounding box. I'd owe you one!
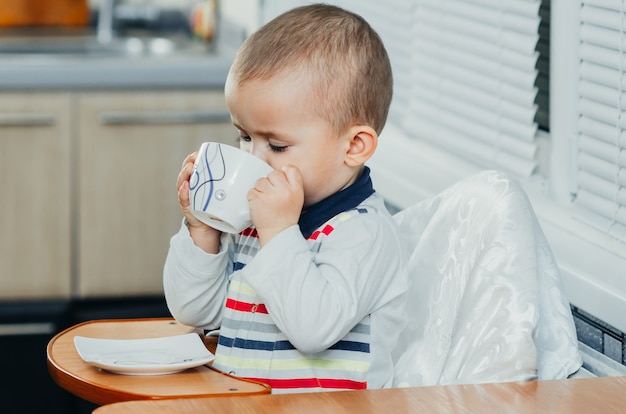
[189,143,226,211]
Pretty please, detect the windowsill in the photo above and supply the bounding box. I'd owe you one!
[368,124,626,333]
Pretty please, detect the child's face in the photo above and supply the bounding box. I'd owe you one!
[225,70,356,207]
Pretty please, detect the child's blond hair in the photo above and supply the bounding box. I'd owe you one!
[228,4,393,136]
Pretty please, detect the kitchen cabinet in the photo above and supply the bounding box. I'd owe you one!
[0,93,72,300]
[1,90,233,299]
[76,90,233,297]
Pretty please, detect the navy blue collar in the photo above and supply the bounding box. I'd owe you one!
[298,167,375,238]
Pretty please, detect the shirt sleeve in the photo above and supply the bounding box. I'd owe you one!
[240,213,407,354]
[163,221,232,330]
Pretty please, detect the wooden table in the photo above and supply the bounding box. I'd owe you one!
[46,318,270,405]
[93,375,626,413]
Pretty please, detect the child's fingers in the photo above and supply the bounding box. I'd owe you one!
[178,180,191,208]
[281,165,304,190]
[176,155,196,190]
[182,151,197,168]
[175,151,207,228]
[178,180,203,226]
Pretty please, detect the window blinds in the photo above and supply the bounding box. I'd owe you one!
[406,0,542,177]
[576,0,626,241]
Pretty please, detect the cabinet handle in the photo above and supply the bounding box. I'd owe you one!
[99,109,232,125]
[0,322,55,336]
[0,113,55,126]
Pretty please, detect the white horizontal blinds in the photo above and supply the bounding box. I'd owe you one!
[576,0,626,241]
[407,0,541,177]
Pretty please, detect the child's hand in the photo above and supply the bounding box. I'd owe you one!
[177,151,221,253]
[248,165,304,246]
[176,152,202,226]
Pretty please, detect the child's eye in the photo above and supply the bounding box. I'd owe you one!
[236,135,286,153]
[237,135,253,151]
[269,143,287,153]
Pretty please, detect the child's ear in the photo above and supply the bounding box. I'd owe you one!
[344,125,378,167]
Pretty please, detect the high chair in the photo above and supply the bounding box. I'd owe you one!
[391,170,583,387]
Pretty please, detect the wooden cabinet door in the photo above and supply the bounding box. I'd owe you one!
[0,93,72,299]
[76,91,233,297]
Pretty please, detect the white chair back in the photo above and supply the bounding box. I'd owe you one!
[391,170,582,386]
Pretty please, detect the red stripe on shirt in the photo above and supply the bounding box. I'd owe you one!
[308,224,335,240]
[225,298,268,314]
[244,376,367,390]
[239,227,258,237]
[242,224,336,240]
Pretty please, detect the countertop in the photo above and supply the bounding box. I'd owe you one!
[0,47,233,91]
[0,17,242,91]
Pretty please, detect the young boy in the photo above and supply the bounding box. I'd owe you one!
[164,4,408,393]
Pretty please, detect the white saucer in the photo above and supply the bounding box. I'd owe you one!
[74,333,215,375]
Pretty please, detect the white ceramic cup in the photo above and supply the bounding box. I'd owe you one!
[188,142,272,233]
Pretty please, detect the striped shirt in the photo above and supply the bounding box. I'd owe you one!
[164,192,408,394]
[213,209,372,392]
